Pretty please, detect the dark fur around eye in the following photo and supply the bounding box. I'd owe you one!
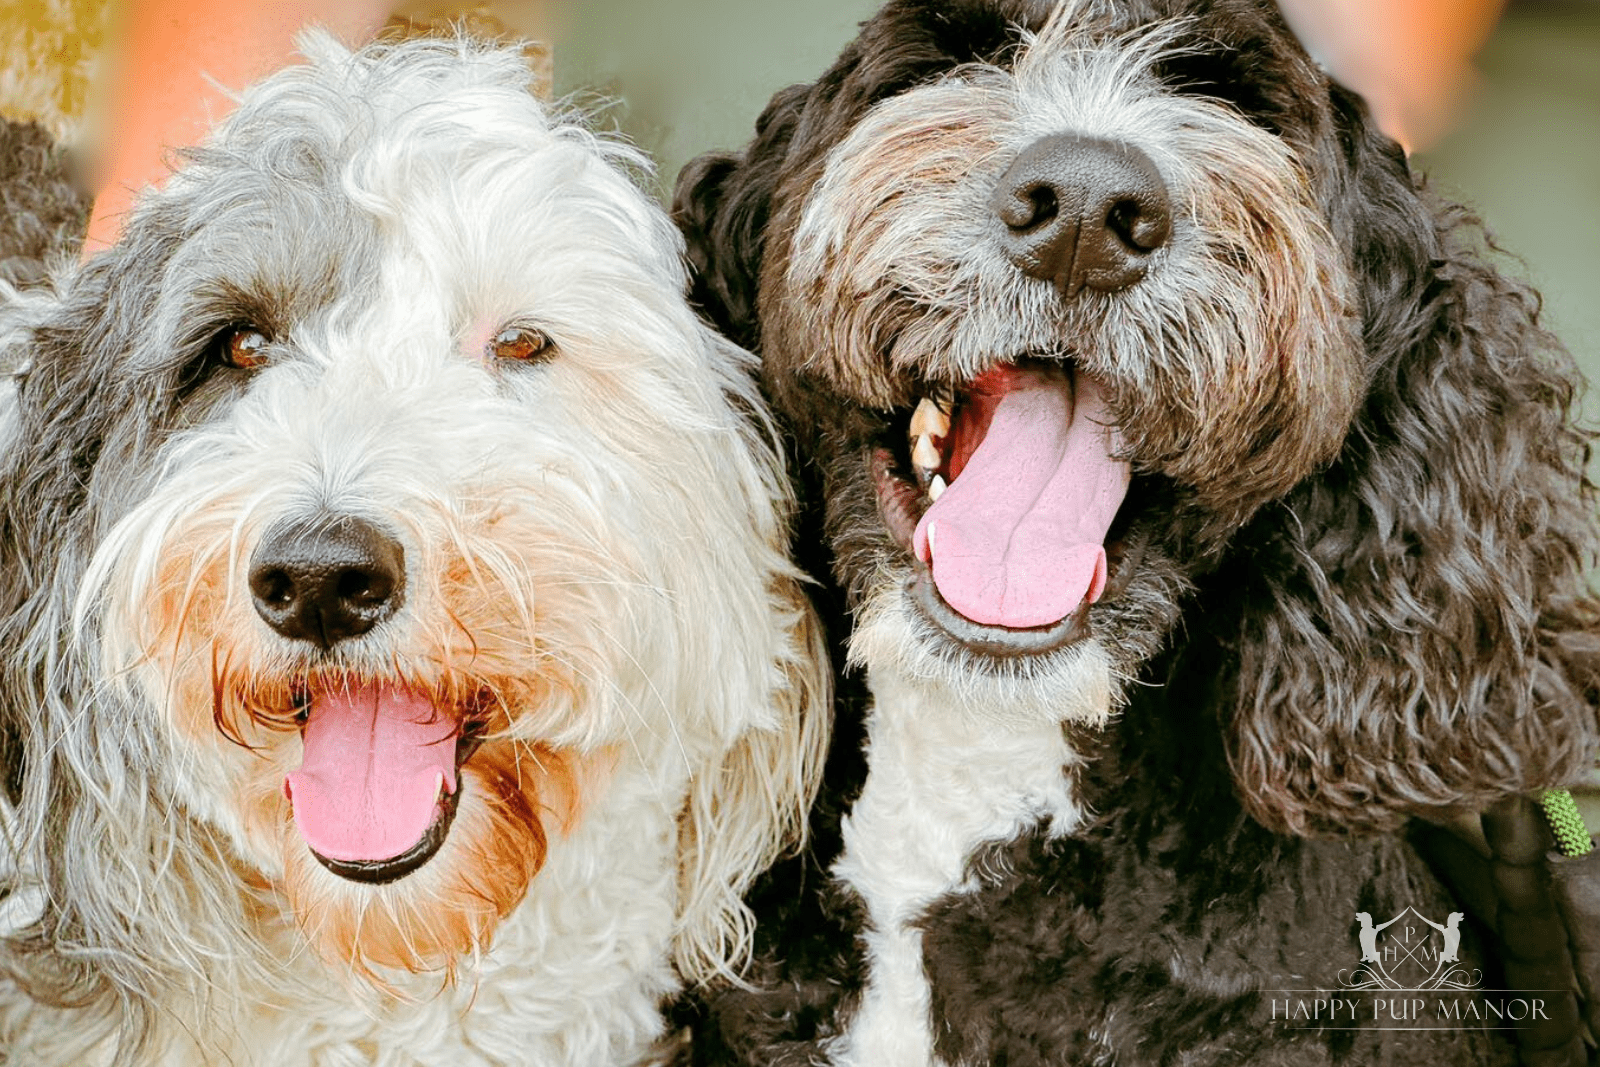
[170,323,274,404]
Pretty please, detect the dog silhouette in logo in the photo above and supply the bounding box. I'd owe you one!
[1420,912,1466,965]
[1355,912,1402,964]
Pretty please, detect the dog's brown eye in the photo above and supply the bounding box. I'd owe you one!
[221,327,271,369]
[487,327,553,363]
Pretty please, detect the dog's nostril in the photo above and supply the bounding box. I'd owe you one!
[248,517,406,650]
[252,569,296,606]
[1105,197,1166,253]
[336,568,393,607]
[999,184,1060,232]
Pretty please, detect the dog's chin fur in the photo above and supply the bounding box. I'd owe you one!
[849,583,1116,728]
[672,1,1600,1064]
[0,33,828,1066]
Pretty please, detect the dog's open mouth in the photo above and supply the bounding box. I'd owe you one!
[283,679,487,885]
[873,361,1131,652]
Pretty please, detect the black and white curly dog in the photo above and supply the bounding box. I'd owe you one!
[672,0,1600,1064]
[0,34,828,1066]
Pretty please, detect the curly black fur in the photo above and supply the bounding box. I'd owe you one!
[670,1,1600,1064]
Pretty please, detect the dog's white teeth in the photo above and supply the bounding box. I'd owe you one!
[435,772,446,801]
[911,396,951,441]
[929,474,947,502]
[909,397,951,488]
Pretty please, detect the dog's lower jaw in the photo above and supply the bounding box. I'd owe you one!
[4,754,682,1067]
[849,582,1119,729]
[826,668,1091,1067]
[318,769,682,1063]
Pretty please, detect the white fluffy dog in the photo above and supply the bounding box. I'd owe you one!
[0,34,826,1066]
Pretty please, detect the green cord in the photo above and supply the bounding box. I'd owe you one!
[1541,789,1595,858]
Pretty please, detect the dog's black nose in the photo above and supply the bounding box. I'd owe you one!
[249,517,405,650]
[991,134,1171,296]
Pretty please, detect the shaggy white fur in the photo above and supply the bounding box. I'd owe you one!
[0,34,826,1067]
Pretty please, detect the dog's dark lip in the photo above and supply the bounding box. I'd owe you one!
[908,560,1093,657]
[456,715,489,765]
[310,784,460,885]
[871,445,925,552]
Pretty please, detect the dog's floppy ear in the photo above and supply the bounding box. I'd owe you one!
[1225,84,1600,836]
[673,590,829,986]
[0,260,121,798]
[0,229,251,1050]
[672,83,811,353]
[0,257,136,1011]
[664,324,831,986]
[0,274,76,804]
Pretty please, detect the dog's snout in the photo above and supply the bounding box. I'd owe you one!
[991,134,1171,297]
[249,517,405,650]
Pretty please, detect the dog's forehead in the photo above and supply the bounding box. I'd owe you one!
[352,132,660,259]
[782,0,1318,177]
[152,158,380,348]
[147,100,670,358]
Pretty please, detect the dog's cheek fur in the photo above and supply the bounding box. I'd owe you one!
[676,93,890,627]
[1225,87,1600,835]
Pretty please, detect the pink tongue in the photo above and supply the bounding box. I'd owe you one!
[285,682,459,863]
[913,366,1130,628]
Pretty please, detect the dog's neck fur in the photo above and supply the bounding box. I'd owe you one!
[828,669,1088,1067]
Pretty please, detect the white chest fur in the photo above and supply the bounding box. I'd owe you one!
[828,670,1087,1067]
